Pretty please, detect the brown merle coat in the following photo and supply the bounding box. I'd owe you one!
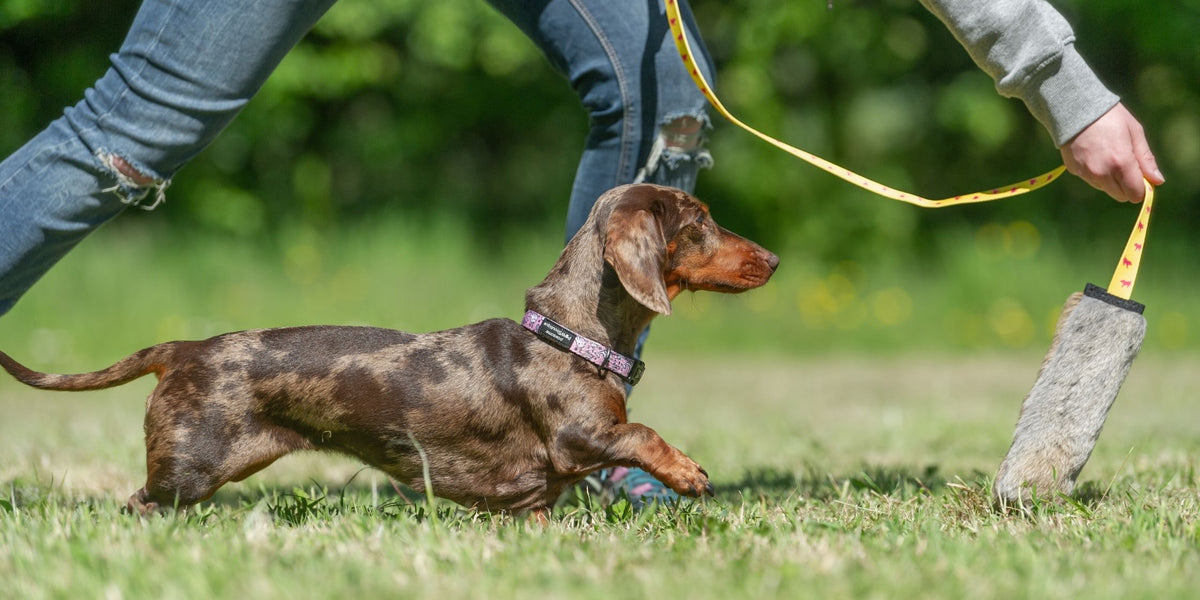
[0,183,778,517]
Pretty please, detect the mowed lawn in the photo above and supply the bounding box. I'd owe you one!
[2,351,1198,599]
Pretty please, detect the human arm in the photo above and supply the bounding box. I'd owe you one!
[919,0,1163,202]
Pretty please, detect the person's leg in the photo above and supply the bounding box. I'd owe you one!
[486,0,715,241]
[488,0,716,505]
[0,0,337,316]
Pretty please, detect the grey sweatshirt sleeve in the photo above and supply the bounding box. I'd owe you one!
[919,0,1119,146]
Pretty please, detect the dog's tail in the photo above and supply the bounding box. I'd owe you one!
[0,345,173,391]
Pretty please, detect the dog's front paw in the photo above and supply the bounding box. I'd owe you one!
[656,453,714,498]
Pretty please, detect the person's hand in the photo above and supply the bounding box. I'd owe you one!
[1060,103,1164,203]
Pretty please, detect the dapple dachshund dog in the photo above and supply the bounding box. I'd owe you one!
[0,184,778,519]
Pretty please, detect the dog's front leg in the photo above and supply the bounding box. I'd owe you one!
[562,423,713,498]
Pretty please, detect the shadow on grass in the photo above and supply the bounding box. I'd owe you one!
[0,469,442,525]
[194,470,454,525]
[2,463,1117,525]
[713,463,984,502]
[716,465,1123,517]
[2,465,965,508]
[207,463,978,515]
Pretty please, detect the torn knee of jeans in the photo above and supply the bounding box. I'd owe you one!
[635,114,713,186]
[660,115,706,152]
[97,151,171,210]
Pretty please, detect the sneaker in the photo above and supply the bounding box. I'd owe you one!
[577,466,678,507]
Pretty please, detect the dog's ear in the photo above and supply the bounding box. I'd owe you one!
[604,205,672,315]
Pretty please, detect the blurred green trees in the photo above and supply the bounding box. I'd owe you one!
[2,0,1196,257]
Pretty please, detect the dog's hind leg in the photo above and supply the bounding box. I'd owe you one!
[133,424,311,513]
[134,381,315,513]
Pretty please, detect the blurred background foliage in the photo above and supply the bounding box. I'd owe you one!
[3,0,1196,249]
[0,0,1197,358]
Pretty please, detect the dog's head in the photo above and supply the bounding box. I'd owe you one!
[600,184,779,315]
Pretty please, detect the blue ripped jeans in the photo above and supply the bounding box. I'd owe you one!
[0,0,714,315]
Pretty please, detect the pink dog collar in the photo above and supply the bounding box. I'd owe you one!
[521,310,645,386]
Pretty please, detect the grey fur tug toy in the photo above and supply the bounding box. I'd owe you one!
[993,181,1155,509]
[992,284,1145,508]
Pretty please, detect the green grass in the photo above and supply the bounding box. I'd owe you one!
[2,221,1199,598]
[3,355,1199,599]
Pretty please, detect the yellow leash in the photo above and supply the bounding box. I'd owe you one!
[662,0,1152,299]
[1106,181,1154,299]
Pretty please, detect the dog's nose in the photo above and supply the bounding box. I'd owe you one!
[765,251,780,272]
